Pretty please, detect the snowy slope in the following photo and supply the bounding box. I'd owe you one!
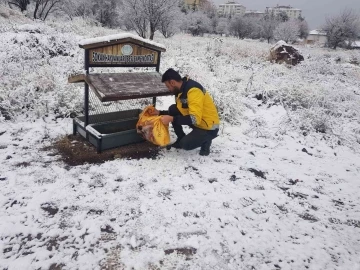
[1,10,360,270]
[1,106,359,270]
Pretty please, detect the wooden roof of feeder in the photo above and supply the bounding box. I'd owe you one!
[78,33,166,52]
[68,33,171,102]
[68,72,171,102]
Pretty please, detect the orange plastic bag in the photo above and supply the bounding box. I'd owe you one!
[136,105,170,146]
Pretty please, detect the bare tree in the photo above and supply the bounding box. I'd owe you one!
[33,0,62,20]
[323,9,360,49]
[91,0,118,27]
[259,14,279,43]
[246,18,262,39]
[122,0,148,38]
[184,11,211,36]
[59,0,93,20]
[7,0,29,12]
[209,15,218,33]
[199,1,218,34]
[215,17,228,36]
[229,16,252,39]
[199,0,216,16]
[276,11,289,22]
[143,0,180,40]
[298,19,309,39]
[274,20,300,43]
[159,9,183,38]
[122,0,180,40]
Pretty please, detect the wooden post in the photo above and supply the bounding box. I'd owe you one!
[156,52,161,72]
[153,51,161,107]
[84,49,89,128]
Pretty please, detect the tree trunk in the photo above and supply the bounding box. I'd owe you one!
[43,1,57,20]
[149,31,154,40]
[39,0,50,20]
[149,22,155,40]
[33,1,39,19]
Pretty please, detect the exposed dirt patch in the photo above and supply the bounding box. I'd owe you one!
[164,247,197,260]
[14,162,31,167]
[248,168,267,179]
[46,134,160,166]
[299,213,319,222]
[49,263,65,270]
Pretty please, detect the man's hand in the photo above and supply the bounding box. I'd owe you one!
[149,107,160,116]
[161,115,173,125]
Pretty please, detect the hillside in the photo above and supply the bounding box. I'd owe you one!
[1,7,360,270]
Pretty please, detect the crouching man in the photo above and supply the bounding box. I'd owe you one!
[151,68,220,156]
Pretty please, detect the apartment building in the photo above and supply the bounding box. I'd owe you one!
[244,10,265,19]
[265,5,302,19]
[184,0,200,9]
[218,1,246,16]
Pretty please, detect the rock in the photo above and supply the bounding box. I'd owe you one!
[229,174,237,182]
[0,106,11,120]
[101,224,115,234]
[255,93,263,100]
[269,41,304,66]
[208,178,217,183]
[302,148,313,156]
[248,168,266,179]
[298,213,319,222]
[40,202,59,216]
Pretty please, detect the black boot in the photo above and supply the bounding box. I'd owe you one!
[166,137,183,150]
[199,140,212,156]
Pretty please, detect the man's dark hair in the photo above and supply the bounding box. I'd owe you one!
[162,68,182,82]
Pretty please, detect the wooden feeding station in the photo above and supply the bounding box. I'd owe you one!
[68,33,171,153]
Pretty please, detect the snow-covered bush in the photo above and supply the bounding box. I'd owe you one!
[183,11,212,36]
[215,17,229,36]
[0,18,85,121]
[159,9,184,38]
[323,9,360,49]
[0,4,10,18]
[274,20,300,43]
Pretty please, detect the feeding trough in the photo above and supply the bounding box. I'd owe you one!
[68,33,172,153]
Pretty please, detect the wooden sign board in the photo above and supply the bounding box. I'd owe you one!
[89,43,159,66]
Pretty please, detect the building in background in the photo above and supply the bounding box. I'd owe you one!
[218,1,246,16]
[184,0,200,9]
[306,30,328,46]
[265,5,302,19]
[244,10,265,19]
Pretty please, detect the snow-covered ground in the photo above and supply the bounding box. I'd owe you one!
[1,8,360,270]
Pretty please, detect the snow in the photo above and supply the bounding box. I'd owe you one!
[79,33,166,50]
[271,40,289,50]
[2,114,360,269]
[1,11,360,270]
[245,10,264,14]
[345,40,360,48]
[309,30,327,36]
[353,41,360,47]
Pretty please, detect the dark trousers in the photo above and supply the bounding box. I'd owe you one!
[168,104,218,150]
